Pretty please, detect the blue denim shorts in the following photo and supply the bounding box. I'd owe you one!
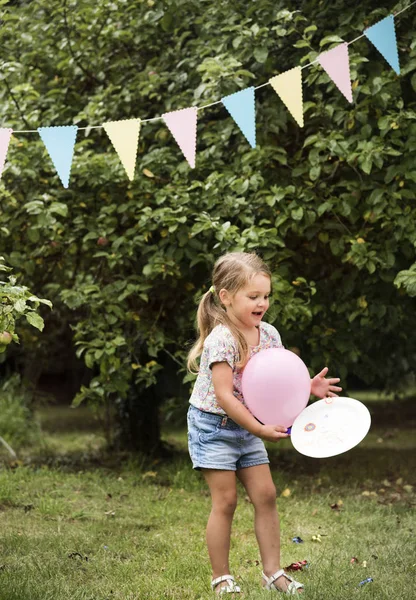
[187,405,269,471]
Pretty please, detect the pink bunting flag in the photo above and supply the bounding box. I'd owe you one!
[317,43,353,103]
[0,128,13,179]
[162,107,198,168]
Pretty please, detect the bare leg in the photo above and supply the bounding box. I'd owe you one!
[203,469,238,593]
[237,464,302,593]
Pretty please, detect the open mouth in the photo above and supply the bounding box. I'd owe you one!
[252,311,263,317]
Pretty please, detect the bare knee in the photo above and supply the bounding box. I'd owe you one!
[212,491,238,516]
[251,483,277,509]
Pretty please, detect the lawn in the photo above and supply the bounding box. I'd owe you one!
[0,394,414,600]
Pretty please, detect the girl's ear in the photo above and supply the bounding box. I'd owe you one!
[219,288,231,306]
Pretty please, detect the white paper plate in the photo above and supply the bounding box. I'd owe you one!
[290,397,371,458]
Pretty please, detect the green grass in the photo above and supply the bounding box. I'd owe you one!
[0,400,414,600]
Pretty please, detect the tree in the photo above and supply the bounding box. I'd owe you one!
[0,0,415,452]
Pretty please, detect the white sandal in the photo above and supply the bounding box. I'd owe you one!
[211,574,241,595]
[262,569,304,594]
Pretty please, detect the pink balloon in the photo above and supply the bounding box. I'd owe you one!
[242,348,311,427]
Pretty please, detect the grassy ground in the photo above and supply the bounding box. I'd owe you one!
[0,394,414,600]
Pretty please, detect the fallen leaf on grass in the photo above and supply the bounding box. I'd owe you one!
[403,485,413,493]
[330,500,343,511]
[285,560,308,571]
[389,492,402,502]
[142,471,157,479]
[281,488,291,497]
[68,552,88,561]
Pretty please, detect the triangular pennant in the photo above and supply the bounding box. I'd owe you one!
[269,67,304,127]
[0,128,13,179]
[365,15,400,75]
[38,125,78,188]
[162,107,198,168]
[317,42,353,103]
[221,87,256,148]
[103,118,141,180]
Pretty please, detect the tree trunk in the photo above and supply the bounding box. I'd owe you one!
[115,383,163,455]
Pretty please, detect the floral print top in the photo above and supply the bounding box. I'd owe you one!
[189,321,283,415]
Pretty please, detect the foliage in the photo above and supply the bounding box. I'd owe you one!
[0,373,41,447]
[394,262,416,297]
[0,257,52,354]
[0,0,415,448]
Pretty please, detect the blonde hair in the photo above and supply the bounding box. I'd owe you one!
[187,252,271,372]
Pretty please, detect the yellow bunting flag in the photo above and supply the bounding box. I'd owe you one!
[103,118,141,181]
[269,66,304,127]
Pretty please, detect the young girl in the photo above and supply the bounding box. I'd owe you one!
[187,252,341,595]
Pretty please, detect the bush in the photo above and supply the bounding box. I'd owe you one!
[0,374,41,450]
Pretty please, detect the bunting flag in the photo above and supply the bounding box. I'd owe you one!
[269,67,304,127]
[222,87,256,148]
[103,118,141,180]
[0,128,13,179]
[365,15,400,75]
[2,4,413,187]
[38,125,78,188]
[162,107,198,168]
[317,42,353,103]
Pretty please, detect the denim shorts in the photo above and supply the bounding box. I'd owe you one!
[187,405,269,471]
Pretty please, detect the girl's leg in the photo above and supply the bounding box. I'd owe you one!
[202,469,238,592]
[237,464,301,593]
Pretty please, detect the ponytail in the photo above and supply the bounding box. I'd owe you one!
[187,290,219,373]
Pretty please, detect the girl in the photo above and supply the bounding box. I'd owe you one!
[187,252,341,595]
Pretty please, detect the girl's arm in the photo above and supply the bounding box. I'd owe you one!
[212,362,288,443]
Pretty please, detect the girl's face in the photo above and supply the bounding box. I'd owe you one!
[220,273,271,330]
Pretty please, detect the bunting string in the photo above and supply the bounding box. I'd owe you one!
[1,2,415,185]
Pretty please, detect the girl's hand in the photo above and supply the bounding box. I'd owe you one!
[311,367,342,398]
[259,424,289,443]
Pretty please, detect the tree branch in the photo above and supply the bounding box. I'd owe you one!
[3,78,32,130]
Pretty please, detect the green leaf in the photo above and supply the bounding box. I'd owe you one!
[14,299,26,313]
[360,156,373,174]
[309,165,321,181]
[254,47,268,63]
[49,202,68,218]
[293,39,310,48]
[319,35,344,47]
[27,228,40,243]
[27,296,53,309]
[25,312,45,331]
[291,207,304,221]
